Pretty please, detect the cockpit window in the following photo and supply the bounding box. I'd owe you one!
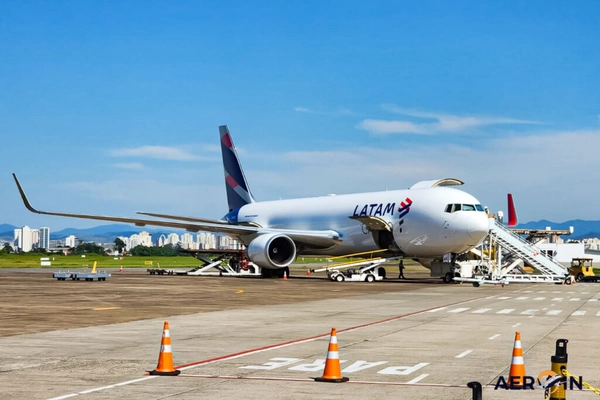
[445,203,486,213]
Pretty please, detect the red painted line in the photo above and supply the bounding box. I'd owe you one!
[173,294,494,371]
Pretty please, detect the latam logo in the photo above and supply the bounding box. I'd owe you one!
[352,198,413,219]
[397,198,413,233]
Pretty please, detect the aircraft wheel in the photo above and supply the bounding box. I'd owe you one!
[564,276,575,285]
[365,274,375,283]
[443,272,453,283]
[576,273,584,282]
[335,274,345,282]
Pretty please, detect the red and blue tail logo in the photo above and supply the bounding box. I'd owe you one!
[220,125,255,212]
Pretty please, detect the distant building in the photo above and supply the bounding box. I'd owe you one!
[167,233,180,246]
[122,231,153,250]
[65,235,77,248]
[197,232,217,249]
[39,227,50,249]
[14,226,33,252]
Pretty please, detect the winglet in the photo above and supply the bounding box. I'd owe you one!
[507,193,518,227]
[12,173,42,214]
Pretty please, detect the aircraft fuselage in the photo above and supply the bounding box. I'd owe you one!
[228,186,490,258]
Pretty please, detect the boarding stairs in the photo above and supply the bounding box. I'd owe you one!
[456,221,571,286]
[490,221,569,278]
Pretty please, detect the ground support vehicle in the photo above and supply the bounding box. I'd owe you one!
[569,258,599,282]
[54,261,111,281]
[52,271,73,281]
[177,253,263,277]
[326,264,384,282]
[147,268,175,275]
[310,251,402,283]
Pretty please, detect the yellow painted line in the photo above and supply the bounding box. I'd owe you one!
[236,290,244,294]
[93,307,121,311]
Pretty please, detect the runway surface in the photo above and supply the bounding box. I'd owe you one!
[1,269,599,399]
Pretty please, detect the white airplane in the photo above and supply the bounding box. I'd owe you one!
[13,125,490,277]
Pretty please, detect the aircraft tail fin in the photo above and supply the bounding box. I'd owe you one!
[220,125,256,211]
[507,193,518,227]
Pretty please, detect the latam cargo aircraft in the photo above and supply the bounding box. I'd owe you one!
[13,125,490,276]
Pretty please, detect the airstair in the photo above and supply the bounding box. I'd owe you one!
[455,220,571,286]
[491,221,568,277]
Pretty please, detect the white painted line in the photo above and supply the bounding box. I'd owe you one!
[455,350,473,358]
[428,307,447,312]
[524,290,533,293]
[520,309,539,315]
[588,299,598,302]
[512,323,521,328]
[498,296,511,300]
[572,311,586,316]
[516,297,528,300]
[48,377,156,400]
[546,310,562,316]
[497,309,515,314]
[538,291,548,293]
[407,374,429,384]
[472,308,492,314]
[489,334,501,340]
[596,311,600,317]
[551,298,563,301]
[533,297,546,301]
[448,307,470,313]
[570,298,581,301]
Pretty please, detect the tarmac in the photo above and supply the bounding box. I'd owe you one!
[1,268,599,399]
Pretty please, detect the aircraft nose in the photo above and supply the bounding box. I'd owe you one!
[467,213,490,241]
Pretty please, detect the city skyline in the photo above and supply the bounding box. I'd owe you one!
[3,223,243,253]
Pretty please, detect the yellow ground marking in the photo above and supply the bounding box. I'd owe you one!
[93,307,121,311]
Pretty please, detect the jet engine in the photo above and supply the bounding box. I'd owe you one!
[247,233,296,269]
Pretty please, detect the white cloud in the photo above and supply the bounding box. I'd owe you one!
[358,105,541,135]
[357,119,426,134]
[113,162,145,170]
[294,107,313,113]
[109,146,199,161]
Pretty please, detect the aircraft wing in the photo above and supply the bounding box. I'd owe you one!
[13,174,342,247]
[136,212,227,224]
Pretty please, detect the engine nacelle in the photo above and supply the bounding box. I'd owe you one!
[247,234,296,269]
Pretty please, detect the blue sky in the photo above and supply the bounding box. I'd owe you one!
[2,1,599,231]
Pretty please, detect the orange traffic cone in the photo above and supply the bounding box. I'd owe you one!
[314,328,349,383]
[307,270,311,276]
[283,271,288,280]
[149,321,181,376]
[508,331,526,387]
[119,265,123,273]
